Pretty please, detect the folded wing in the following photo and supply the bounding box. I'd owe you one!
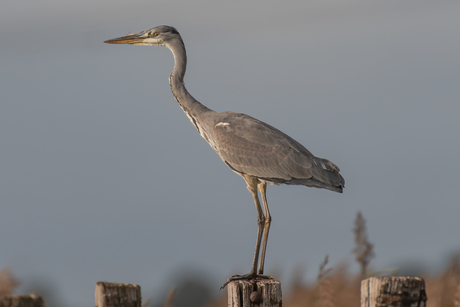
[212,112,344,192]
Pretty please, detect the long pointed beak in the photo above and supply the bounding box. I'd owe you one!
[104,33,146,45]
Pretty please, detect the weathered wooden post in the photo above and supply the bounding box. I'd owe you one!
[227,279,282,307]
[0,294,44,307]
[95,281,141,307]
[361,276,427,307]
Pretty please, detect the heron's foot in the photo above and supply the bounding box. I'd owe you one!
[220,273,274,289]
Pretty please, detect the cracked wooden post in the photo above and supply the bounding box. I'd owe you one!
[0,295,44,307]
[228,279,282,307]
[95,281,141,307]
[361,276,427,307]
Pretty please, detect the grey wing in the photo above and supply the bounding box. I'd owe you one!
[212,113,344,192]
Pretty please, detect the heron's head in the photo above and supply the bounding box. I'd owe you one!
[104,25,180,47]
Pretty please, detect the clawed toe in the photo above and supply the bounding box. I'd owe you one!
[220,273,274,289]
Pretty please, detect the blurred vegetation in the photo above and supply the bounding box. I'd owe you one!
[1,212,459,307]
[0,268,19,297]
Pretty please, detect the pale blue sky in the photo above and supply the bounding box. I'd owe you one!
[1,0,459,306]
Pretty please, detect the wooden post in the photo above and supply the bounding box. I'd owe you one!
[361,276,427,307]
[0,295,44,307]
[227,279,282,307]
[95,281,141,307]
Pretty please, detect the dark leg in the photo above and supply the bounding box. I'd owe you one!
[257,182,271,275]
[221,175,272,289]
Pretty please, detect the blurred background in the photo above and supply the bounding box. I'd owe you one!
[1,0,459,306]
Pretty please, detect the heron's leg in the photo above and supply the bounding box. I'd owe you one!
[221,175,273,289]
[257,182,271,275]
[242,174,264,276]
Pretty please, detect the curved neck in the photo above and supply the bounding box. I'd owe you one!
[167,37,212,133]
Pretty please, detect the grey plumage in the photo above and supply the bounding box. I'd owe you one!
[212,112,343,192]
[105,25,344,283]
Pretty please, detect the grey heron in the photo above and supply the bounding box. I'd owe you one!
[104,25,344,286]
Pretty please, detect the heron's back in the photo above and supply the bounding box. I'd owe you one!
[205,111,344,193]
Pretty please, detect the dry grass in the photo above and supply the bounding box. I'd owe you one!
[0,268,19,297]
[284,263,361,307]
[352,211,375,277]
[426,253,460,307]
[205,212,458,307]
[1,212,459,307]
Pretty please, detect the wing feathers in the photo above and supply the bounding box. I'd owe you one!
[212,113,344,190]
